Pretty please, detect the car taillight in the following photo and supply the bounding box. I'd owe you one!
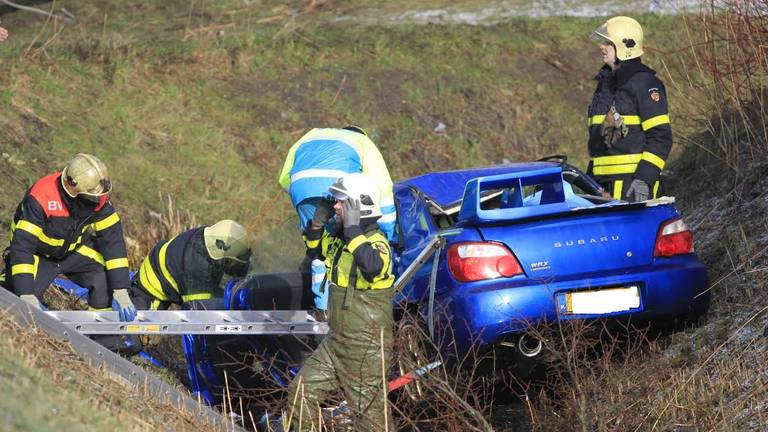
[654,218,694,257]
[447,242,523,282]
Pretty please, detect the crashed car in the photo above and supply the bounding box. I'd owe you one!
[157,158,712,404]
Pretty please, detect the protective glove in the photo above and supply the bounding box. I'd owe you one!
[625,178,650,202]
[341,198,361,229]
[310,259,328,311]
[311,198,335,227]
[113,289,137,321]
[20,294,43,310]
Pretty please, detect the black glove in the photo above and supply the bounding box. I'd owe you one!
[625,178,650,202]
[341,198,361,229]
[311,198,335,227]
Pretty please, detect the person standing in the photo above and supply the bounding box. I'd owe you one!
[287,173,395,432]
[2,153,136,320]
[586,16,672,202]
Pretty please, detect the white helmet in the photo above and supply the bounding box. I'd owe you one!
[204,220,251,263]
[61,153,112,199]
[328,173,382,218]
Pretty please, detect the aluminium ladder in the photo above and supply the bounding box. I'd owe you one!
[43,235,444,337]
[45,310,329,335]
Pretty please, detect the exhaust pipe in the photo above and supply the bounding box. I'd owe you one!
[517,335,542,358]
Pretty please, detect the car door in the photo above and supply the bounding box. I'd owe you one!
[393,185,438,304]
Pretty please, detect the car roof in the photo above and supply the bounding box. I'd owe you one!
[396,162,559,208]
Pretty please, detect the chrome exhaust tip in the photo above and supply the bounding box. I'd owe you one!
[518,335,542,358]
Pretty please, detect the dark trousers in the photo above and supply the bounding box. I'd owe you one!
[3,251,111,309]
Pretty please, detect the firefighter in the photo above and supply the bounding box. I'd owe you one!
[586,16,672,202]
[1,153,136,320]
[278,126,396,241]
[287,172,395,432]
[129,220,251,310]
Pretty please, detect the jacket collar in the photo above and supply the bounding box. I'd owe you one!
[593,59,656,88]
[593,64,614,81]
[360,218,381,234]
[615,58,656,87]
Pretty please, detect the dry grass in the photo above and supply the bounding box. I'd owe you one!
[0,309,225,432]
[124,193,198,267]
[523,2,768,431]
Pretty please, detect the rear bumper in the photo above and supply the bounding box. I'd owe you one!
[438,255,709,347]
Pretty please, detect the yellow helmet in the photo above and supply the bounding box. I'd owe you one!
[61,153,112,199]
[204,220,251,263]
[591,16,644,61]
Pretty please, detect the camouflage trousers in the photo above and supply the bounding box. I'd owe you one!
[287,284,394,432]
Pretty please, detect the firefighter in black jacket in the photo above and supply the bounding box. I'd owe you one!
[129,220,251,310]
[586,16,672,202]
[2,153,136,320]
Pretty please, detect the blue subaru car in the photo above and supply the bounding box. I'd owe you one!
[391,158,709,359]
[158,158,713,404]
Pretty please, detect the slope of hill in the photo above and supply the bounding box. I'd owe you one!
[0,1,764,431]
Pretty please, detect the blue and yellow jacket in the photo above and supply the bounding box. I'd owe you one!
[279,128,396,240]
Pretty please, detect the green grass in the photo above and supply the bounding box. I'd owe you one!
[0,311,217,432]
[0,341,121,431]
[0,2,686,254]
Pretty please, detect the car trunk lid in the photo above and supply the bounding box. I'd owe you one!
[453,168,676,277]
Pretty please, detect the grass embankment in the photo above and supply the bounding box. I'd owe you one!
[0,310,225,432]
[0,1,683,266]
[1,1,765,431]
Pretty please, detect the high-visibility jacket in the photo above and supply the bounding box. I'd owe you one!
[8,173,129,296]
[304,221,394,293]
[586,59,672,199]
[279,128,396,240]
[136,227,249,305]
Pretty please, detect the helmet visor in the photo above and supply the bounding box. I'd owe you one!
[329,189,348,201]
[590,24,611,41]
[80,178,113,197]
[328,181,349,202]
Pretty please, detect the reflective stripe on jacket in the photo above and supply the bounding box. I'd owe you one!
[278,128,397,239]
[136,227,249,305]
[586,59,672,187]
[303,223,394,291]
[8,173,129,295]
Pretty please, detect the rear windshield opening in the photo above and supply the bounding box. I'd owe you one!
[428,176,611,229]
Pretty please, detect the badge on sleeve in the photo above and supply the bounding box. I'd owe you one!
[373,241,389,255]
[649,88,661,102]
